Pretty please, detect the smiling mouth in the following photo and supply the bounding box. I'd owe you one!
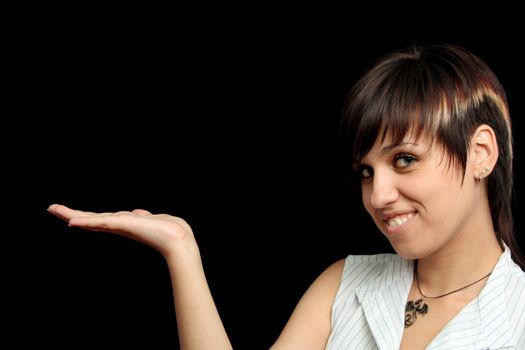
[385,212,416,229]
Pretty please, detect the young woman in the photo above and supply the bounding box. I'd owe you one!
[48,44,525,349]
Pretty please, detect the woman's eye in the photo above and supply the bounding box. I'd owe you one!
[394,154,417,168]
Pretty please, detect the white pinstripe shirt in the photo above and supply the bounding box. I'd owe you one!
[325,245,525,349]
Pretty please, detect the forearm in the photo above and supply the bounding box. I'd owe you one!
[165,242,232,350]
[47,205,232,349]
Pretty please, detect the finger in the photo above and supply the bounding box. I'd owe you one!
[68,214,166,241]
[132,209,152,216]
[47,204,96,222]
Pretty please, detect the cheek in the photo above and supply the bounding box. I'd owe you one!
[408,176,461,215]
[361,187,374,214]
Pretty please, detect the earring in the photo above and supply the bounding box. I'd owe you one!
[478,166,490,180]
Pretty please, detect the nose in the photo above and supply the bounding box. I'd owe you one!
[366,170,399,209]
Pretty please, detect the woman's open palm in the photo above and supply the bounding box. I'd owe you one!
[47,204,196,258]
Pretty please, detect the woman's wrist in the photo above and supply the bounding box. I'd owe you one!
[162,236,201,268]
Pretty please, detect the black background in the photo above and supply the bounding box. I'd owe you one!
[12,8,525,349]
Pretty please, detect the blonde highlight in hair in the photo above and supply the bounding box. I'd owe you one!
[340,44,524,268]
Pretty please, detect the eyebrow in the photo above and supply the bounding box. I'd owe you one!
[380,141,420,154]
[354,141,422,168]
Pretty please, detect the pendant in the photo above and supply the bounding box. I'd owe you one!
[405,298,429,328]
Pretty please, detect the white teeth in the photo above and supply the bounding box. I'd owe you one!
[386,213,414,228]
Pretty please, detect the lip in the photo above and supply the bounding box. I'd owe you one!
[381,211,418,235]
[380,210,417,221]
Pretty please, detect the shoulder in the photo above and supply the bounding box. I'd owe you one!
[268,259,346,349]
[508,257,525,280]
[339,253,406,286]
[332,253,411,308]
[311,253,405,296]
[295,258,346,312]
[502,251,525,298]
[503,254,525,307]
[505,257,525,345]
[317,258,346,284]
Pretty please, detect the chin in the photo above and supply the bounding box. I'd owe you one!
[388,240,430,260]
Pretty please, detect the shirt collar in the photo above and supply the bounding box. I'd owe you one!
[477,243,515,348]
[354,245,515,349]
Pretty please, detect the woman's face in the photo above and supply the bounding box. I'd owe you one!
[358,132,482,259]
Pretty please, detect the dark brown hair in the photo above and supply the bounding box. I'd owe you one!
[340,44,524,269]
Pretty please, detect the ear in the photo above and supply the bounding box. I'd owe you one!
[470,124,499,180]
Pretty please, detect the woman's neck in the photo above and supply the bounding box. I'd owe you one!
[415,229,503,297]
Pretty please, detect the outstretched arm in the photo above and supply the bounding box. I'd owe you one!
[47,204,232,350]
